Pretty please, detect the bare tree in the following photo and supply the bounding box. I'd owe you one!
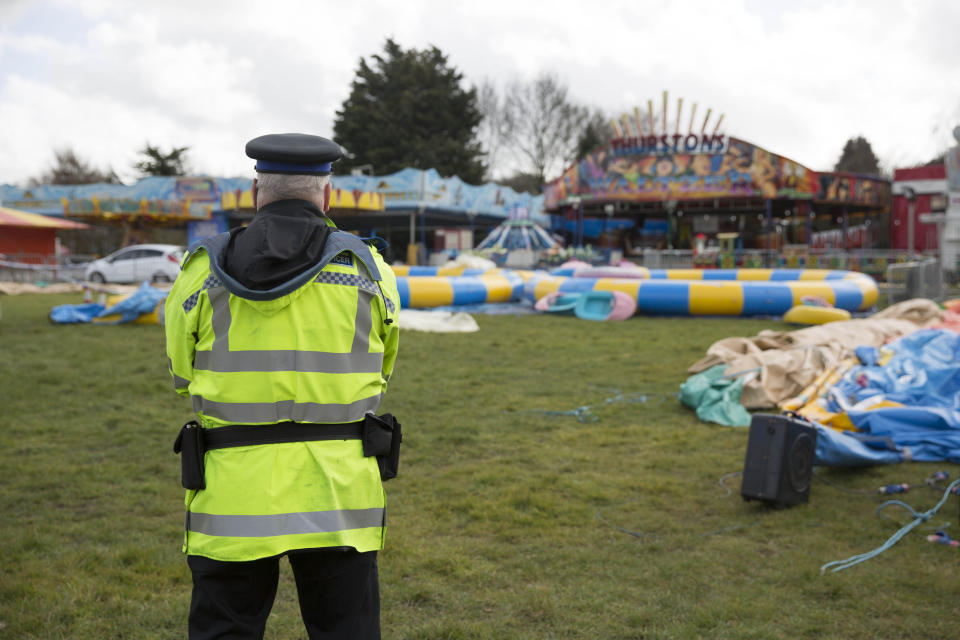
[476,80,510,181]
[501,74,589,185]
[29,148,120,186]
[498,171,544,194]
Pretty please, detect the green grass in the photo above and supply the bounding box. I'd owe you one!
[1,293,959,639]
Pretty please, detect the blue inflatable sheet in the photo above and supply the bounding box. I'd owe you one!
[816,329,960,466]
[49,303,106,324]
[49,283,167,324]
[98,283,167,323]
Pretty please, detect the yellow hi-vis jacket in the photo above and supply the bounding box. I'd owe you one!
[164,229,400,561]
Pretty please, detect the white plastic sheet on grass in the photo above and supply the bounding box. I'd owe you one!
[398,309,479,333]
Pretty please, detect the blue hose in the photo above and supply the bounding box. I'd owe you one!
[821,479,960,574]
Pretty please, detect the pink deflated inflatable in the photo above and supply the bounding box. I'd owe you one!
[535,290,637,320]
[607,291,637,320]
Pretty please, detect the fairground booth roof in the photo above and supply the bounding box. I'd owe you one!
[0,205,87,229]
[544,94,890,213]
[1,169,546,227]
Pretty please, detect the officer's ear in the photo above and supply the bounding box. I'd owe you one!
[251,179,259,210]
[322,181,331,213]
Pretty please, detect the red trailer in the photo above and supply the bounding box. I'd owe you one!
[891,164,946,252]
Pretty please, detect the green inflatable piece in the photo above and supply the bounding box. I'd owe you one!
[679,364,752,427]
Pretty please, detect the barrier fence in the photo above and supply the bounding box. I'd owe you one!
[1,248,953,293]
[885,259,944,305]
[0,254,89,283]
[681,249,934,282]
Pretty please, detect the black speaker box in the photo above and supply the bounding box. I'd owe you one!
[741,413,818,507]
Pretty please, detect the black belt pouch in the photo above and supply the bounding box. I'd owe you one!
[362,413,402,481]
[173,421,206,490]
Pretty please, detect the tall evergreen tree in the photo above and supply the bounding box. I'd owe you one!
[833,136,881,174]
[333,39,485,183]
[575,109,616,161]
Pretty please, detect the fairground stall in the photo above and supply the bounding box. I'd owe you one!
[0,205,88,262]
[1,176,388,258]
[543,94,892,274]
[3,170,546,266]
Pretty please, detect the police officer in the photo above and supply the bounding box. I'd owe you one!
[165,133,400,639]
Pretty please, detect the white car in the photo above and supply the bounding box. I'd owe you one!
[84,244,185,284]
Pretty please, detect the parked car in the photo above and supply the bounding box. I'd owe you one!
[84,244,185,284]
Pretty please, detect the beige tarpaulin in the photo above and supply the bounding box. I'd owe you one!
[0,282,173,296]
[687,299,944,409]
[0,282,85,295]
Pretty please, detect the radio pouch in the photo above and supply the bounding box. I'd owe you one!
[362,413,402,481]
[173,421,206,490]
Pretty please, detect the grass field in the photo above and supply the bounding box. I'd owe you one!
[1,293,958,639]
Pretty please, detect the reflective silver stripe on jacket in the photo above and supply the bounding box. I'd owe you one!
[188,507,385,538]
[191,394,382,423]
[169,357,191,389]
[192,278,383,375]
[189,270,387,423]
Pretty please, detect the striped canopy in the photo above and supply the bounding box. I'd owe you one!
[0,206,88,229]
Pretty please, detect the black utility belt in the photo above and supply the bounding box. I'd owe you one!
[173,414,402,490]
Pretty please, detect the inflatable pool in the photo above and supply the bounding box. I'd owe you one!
[396,270,527,308]
[523,269,877,316]
[393,266,878,316]
[392,265,494,277]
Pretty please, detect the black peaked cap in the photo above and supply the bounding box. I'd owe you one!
[245,133,343,174]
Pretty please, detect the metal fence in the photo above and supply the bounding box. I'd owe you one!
[645,248,937,282]
[0,254,88,283]
[885,259,944,305]
[637,249,695,269]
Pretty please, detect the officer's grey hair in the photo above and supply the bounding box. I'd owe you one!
[255,173,330,203]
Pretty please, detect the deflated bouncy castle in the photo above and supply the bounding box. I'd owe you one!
[801,329,960,466]
[681,299,960,466]
[50,283,167,324]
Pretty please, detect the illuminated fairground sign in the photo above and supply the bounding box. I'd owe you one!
[607,92,728,156]
[611,134,727,156]
[544,93,890,210]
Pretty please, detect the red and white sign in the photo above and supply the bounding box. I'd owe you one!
[811,225,870,249]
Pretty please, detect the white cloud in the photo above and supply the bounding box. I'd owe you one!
[1,0,958,186]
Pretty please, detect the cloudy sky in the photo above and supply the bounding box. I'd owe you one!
[1,0,958,186]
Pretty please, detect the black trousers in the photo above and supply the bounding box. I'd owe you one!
[187,548,380,640]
